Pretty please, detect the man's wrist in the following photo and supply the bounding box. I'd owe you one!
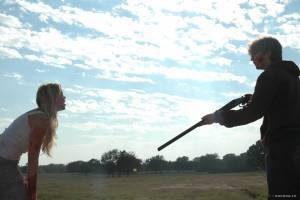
[213,110,223,124]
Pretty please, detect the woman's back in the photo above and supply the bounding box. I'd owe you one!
[0,109,44,161]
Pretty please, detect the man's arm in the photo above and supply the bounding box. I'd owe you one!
[27,114,49,200]
[215,70,281,127]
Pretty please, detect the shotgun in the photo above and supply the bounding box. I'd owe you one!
[157,94,252,151]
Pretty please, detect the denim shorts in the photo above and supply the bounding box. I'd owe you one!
[0,157,27,200]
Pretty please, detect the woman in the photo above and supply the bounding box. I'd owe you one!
[0,83,66,200]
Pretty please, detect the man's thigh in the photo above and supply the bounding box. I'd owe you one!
[266,143,299,198]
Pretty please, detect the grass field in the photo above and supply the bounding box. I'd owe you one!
[37,171,268,200]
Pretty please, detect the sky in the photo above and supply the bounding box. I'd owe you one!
[0,0,300,165]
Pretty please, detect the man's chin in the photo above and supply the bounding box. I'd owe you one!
[58,106,66,111]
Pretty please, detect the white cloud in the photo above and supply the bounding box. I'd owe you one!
[0,22,247,83]
[2,0,294,86]
[36,68,49,73]
[0,13,23,28]
[248,0,286,17]
[0,107,8,112]
[3,72,23,80]
[277,13,300,24]
[65,86,219,127]
[9,0,292,59]
[66,99,103,113]
[73,63,92,70]
[8,1,253,63]
[0,47,22,59]
[247,6,267,24]
[275,13,300,51]
[0,117,13,131]
[24,54,69,69]
[95,73,155,84]
[221,92,244,98]
[161,67,247,83]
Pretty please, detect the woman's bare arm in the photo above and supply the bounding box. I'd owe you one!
[27,113,49,200]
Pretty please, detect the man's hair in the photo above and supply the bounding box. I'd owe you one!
[248,37,282,61]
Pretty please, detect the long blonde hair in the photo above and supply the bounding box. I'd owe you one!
[36,83,62,156]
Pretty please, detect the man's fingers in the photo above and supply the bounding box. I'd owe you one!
[201,114,214,125]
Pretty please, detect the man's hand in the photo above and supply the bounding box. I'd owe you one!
[241,94,253,109]
[201,113,216,125]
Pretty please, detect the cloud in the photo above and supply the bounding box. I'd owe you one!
[2,0,295,86]
[247,6,267,24]
[276,13,300,51]
[36,68,49,73]
[0,13,23,28]
[0,1,296,88]
[95,73,155,84]
[24,54,69,69]
[221,92,244,98]
[3,72,23,80]
[0,107,8,112]
[0,117,13,131]
[8,1,249,60]
[0,47,22,59]
[160,67,247,83]
[64,86,220,132]
[248,0,286,17]
[0,22,247,83]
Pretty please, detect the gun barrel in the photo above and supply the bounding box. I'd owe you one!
[157,94,252,151]
[157,120,204,151]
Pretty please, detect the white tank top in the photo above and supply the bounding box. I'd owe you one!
[0,109,45,161]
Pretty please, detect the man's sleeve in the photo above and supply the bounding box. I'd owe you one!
[214,70,280,127]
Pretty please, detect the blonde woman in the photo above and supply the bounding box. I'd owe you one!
[0,83,65,200]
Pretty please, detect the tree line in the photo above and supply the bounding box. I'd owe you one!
[21,141,265,176]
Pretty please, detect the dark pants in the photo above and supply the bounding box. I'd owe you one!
[266,139,300,200]
[0,157,27,200]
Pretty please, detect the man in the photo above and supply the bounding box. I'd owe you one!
[202,37,300,199]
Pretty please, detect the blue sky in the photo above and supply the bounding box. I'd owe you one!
[0,0,300,165]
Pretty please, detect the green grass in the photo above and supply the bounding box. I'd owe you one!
[37,171,268,200]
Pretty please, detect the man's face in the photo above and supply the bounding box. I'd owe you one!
[251,51,271,70]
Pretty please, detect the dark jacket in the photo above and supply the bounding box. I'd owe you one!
[216,60,300,146]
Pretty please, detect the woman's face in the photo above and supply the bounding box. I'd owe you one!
[56,91,66,111]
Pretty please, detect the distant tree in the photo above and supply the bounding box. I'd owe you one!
[193,153,222,172]
[145,155,168,173]
[77,159,102,175]
[222,154,245,172]
[116,151,141,175]
[101,149,120,176]
[86,159,101,173]
[66,161,86,173]
[245,140,265,170]
[174,156,192,172]
[39,164,66,173]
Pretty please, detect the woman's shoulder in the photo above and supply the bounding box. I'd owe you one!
[27,109,49,128]
[27,109,47,118]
